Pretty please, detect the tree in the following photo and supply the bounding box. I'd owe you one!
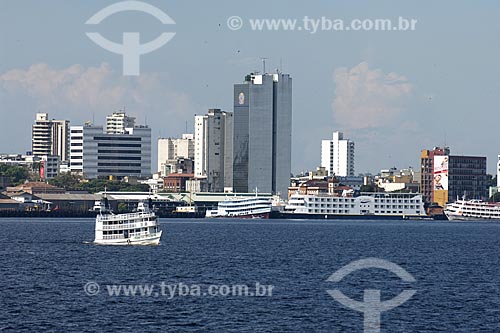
[48,174,150,193]
[0,164,29,185]
[48,173,82,189]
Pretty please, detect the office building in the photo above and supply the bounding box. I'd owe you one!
[32,113,69,162]
[70,115,151,179]
[39,155,60,179]
[157,134,194,176]
[194,109,234,192]
[433,155,488,206]
[233,72,292,197]
[321,131,355,177]
[106,111,136,134]
[421,147,487,206]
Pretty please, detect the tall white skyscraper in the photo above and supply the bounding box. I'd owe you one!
[157,134,194,176]
[194,109,233,192]
[233,72,292,197]
[321,131,355,177]
[32,112,70,162]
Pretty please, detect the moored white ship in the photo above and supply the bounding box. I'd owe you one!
[444,199,500,221]
[205,196,272,218]
[283,192,427,219]
[93,199,162,245]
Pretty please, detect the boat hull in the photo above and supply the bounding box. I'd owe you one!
[208,212,270,219]
[445,214,500,222]
[94,231,163,246]
[277,213,428,220]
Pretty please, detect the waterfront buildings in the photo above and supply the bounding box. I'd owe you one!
[321,131,355,177]
[69,113,151,179]
[421,147,488,206]
[233,72,292,198]
[157,134,194,176]
[31,113,69,163]
[194,109,233,192]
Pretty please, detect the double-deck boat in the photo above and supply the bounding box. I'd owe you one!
[444,199,500,221]
[93,198,162,245]
[205,196,272,218]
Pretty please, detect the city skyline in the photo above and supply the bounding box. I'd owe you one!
[1,1,499,174]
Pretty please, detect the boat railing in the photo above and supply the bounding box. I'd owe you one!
[97,211,154,222]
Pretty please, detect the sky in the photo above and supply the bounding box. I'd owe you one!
[1,0,499,174]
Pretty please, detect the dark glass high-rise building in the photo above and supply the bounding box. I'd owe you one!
[233,72,292,198]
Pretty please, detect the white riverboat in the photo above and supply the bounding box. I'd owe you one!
[283,192,428,220]
[205,196,272,218]
[93,199,162,245]
[444,199,500,221]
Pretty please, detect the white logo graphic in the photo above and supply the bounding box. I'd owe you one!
[326,258,416,333]
[84,281,100,296]
[238,92,245,105]
[85,1,176,76]
[227,16,244,30]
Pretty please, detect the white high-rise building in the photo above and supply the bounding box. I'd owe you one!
[194,109,233,192]
[106,111,136,134]
[321,131,355,177]
[157,134,194,176]
[497,155,500,187]
[32,113,69,162]
[70,120,151,179]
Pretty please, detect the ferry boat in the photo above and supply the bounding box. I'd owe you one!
[444,199,500,221]
[205,196,272,218]
[282,192,427,220]
[93,198,162,245]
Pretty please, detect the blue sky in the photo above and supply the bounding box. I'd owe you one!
[1,0,499,174]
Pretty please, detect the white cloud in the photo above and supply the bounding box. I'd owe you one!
[332,62,412,130]
[0,62,195,128]
[0,62,198,165]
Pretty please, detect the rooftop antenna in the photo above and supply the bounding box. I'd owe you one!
[261,57,267,74]
[185,120,188,134]
[280,58,283,73]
